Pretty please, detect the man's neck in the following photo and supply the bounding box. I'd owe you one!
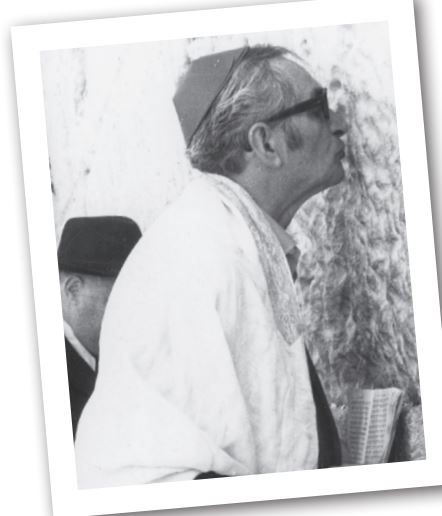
[231,165,305,229]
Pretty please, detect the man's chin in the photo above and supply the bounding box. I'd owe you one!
[327,162,346,188]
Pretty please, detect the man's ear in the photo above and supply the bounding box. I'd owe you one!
[247,122,282,168]
[61,273,84,304]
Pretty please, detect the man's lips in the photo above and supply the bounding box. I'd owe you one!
[336,144,346,160]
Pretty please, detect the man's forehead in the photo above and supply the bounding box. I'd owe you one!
[85,273,116,286]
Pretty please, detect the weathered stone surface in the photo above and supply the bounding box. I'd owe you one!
[390,405,426,462]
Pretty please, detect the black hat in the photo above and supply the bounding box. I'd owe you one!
[173,46,248,147]
[57,216,142,277]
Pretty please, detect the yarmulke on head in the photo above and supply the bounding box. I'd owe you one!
[173,46,249,147]
[58,216,142,277]
[175,45,299,177]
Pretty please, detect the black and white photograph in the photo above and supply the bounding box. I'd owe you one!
[10,1,442,514]
[43,22,424,483]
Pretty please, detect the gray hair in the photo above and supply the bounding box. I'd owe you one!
[188,45,303,176]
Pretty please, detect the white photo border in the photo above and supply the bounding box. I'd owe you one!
[11,0,442,515]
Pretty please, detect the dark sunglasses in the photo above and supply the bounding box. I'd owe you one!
[264,87,330,124]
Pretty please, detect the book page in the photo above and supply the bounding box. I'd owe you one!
[347,388,403,465]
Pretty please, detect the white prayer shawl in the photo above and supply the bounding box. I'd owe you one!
[75,173,318,488]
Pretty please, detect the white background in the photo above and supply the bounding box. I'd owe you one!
[2,0,442,515]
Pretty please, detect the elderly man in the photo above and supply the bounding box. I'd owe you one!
[58,216,141,438]
[75,45,347,486]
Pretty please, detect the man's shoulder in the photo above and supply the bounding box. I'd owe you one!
[158,175,231,226]
[144,175,252,253]
[118,174,260,287]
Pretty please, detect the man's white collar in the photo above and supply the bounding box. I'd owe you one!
[64,321,97,372]
[262,212,297,255]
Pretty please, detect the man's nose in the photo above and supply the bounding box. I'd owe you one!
[329,108,348,138]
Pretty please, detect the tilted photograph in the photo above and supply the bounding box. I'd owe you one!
[12,1,441,513]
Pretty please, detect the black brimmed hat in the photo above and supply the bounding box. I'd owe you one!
[173,46,248,147]
[58,216,142,277]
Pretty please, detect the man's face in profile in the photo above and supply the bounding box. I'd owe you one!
[279,60,347,203]
[60,272,116,357]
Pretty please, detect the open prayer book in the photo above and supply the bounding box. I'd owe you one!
[347,387,404,465]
